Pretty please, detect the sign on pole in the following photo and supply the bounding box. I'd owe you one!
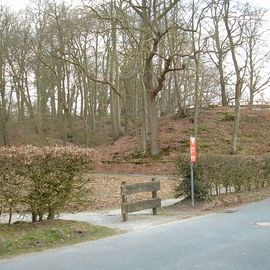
[190,136,196,164]
[190,136,196,208]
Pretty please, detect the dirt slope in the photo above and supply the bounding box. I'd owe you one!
[95,106,270,175]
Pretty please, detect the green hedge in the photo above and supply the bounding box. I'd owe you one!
[176,154,268,202]
[0,146,99,224]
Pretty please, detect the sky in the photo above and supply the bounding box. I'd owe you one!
[253,0,270,9]
[0,0,81,10]
[1,0,270,10]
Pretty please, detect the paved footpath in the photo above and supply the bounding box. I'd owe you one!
[59,198,182,231]
[0,199,182,231]
[1,198,270,270]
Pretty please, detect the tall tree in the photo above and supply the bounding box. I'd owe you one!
[0,7,10,146]
[208,0,229,106]
[224,0,247,154]
[243,5,270,105]
[124,0,181,155]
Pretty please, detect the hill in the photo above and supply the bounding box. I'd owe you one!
[94,106,270,175]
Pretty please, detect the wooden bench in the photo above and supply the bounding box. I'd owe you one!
[120,178,161,222]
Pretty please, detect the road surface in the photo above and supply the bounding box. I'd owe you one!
[1,198,270,270]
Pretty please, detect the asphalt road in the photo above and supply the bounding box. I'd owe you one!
[1,198,270,270]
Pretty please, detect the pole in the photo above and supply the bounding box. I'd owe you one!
[121,181,128,222]
[190,135,196,208]
[190,163,195,208]
[152,178,158,215]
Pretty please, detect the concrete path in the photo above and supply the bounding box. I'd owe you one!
[1,198,270,270]
[59,198,182,231]
[0,198,182,231]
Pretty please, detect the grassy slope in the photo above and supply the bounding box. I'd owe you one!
[0,220,117,259]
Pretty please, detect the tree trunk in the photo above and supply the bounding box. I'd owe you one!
[248,39,254,105]
[193,58,200,139]
[213,7,228,106]
[146,92,160,155]
[143,49,160,155]
[230,82,241,154]
[224,0,243,154]
[0,61,10,146]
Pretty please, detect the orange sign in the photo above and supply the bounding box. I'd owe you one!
[190,136,196,164]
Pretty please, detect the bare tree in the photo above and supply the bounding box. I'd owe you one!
[243,4,270,105]
[207,0,230,106]
[224,0,247,154]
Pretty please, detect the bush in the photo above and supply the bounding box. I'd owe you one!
[0,146,99,223]
[0,148,27,224]
[261,155,270,188]
[175,155,212,202]
[176,154,265,202]
[221,112,235,121]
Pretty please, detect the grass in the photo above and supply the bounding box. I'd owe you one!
[0,219,118,259]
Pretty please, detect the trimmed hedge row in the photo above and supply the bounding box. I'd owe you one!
[176,154,270,202]
[0,146,99,224]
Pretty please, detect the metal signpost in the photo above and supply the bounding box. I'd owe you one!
[190,136,196,208]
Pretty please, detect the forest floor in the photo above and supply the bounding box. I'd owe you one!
[84,173,178,211]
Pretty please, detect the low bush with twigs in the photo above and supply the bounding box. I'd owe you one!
[0,146,99,224]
